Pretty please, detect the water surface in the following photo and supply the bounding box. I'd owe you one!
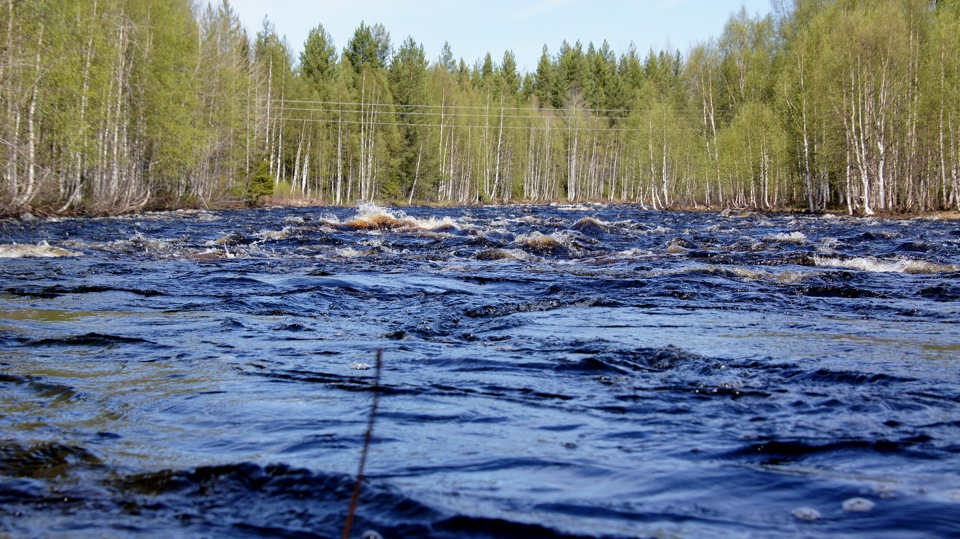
[2,204,959,537]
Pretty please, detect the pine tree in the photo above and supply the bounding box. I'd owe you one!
[300,24,337,86]
[344,22,391,73]
[534,45,555,109]
[390,36,430,201]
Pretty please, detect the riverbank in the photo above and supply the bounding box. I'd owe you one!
[5,197,959,222]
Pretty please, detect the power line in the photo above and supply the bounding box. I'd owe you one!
[254,98,641,116]
[277,105,547,121]
[266,113,650,133]
[248,99,681,131]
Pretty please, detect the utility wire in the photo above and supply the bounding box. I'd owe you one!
[272,97,639,115]
[263,113,656,133]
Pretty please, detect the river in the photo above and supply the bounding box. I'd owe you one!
[2,204,959,538]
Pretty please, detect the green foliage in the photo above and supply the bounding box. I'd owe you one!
[197,0,251,204]
[244,160,274,203]
[3,0,959,214]
[499,51,521,96]
[390,37,430,199]
[344,22,391,73]
[438,41,456,71]
[300,24,337,85]
[534,46,555,108]
[473,52,495,91]
[391,37,428,106]
[556,40,587,108]
[618,44,646,99]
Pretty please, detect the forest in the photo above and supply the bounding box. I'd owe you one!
[1,0,959,216]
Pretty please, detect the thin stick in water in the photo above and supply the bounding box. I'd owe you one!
[342,348,383,539]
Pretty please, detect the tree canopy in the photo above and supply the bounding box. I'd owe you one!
[2,0,959,215]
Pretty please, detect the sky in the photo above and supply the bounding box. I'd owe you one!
[227,0,775,73]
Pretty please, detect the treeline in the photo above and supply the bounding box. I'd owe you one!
[2,0,959,216]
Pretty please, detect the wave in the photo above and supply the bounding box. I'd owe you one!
[333,246,383,258]
[0,373,80,402]
[814,255,959,274]
[764,231,808,244]
[328,203,461,233]
[0,440,102,480]
[2,455,614,539]
[0,241,81,258]
[3,284,165,298]
[475,248,532,261]
[27,332,154,347]
[569,217,613,235]
[638,264,807,285]
[727,437,933,466]
[553,203,596,212]
[555,345,705,375]
[513,232,571,255]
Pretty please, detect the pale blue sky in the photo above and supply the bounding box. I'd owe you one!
[228,0,774,73]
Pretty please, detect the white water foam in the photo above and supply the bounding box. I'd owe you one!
[331,202,462,232]
[765,231,808,244]
[0,241,81,258]
[814,255,958,274]
[256,226,297,241]
[513,231,566,251]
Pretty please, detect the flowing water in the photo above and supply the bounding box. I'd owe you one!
[1,204,959,538]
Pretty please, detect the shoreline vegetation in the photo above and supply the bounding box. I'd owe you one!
[2,1,959,219]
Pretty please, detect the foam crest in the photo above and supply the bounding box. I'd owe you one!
[123,232,175,255]
[651,264,808,284]
[765,231,808,243]
[0,241,81,258]
[333,247,380,258]
[334,202,460,233]
[727,266,807,284]
[475,248,531,261]
[569,217,612,234]
[814,255,958,274]
[256,226,297,241]
[513,231,569,255]
[554,203,594,211]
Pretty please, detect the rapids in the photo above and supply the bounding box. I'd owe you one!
[1,204,959,538]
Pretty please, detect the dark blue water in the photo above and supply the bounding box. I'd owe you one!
[2,204,959,538]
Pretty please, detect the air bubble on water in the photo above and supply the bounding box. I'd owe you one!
[361,531,383,539]
[872,484,897,498]
[792,507,821,521]
[842,497,875,512]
